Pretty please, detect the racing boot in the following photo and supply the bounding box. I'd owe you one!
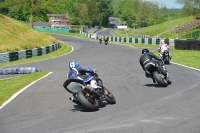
[152,77,156,83]
[69,95,81,105]
[165,73,172,84]
[145,71,150,78]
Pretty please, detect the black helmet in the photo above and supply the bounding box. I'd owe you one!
[142,49,149,54]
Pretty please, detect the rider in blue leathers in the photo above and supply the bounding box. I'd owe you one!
[67,60,96,104]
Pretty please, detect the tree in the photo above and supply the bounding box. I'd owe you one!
[96,0,113,27]
[0,0,8,14]
[4,0,42,28]
[176,0,200,16]
[74,2,91,25]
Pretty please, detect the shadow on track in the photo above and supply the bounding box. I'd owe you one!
[69,102,109,112]
[144,84,163,88]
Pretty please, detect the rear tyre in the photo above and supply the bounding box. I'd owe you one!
[153,71,168,87]
[165,56,170,64]
[77,90,99,111]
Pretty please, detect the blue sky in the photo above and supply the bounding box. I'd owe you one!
[147,0,183,8]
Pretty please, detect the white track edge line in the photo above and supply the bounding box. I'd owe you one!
[171,62,200,72]
[0,72,53,110]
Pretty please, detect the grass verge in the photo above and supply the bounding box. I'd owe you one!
[0,71,49,106]
[0,41,72,106]
[105,40,200,69]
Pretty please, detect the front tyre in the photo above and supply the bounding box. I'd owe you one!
[77,90,99,111]
[104,88,116,104]
[153,71,168,87]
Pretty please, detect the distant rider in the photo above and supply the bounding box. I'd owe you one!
[98,35,102,42]
[104,36,108,43]
[158,39,171,59]
[139,48,171,84]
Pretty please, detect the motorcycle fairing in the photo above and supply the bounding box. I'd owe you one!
[80,75,93,83]
[76,66,94,74]
[63,79,84,93]
[163,50,169,57]
[144,62,158,74]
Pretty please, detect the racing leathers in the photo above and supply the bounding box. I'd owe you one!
[67,65,95,80]
[98,35,102,43]
[104,36,108,42]
[158,43,171,59]
[139,52,169,83]
[67,65,96,104]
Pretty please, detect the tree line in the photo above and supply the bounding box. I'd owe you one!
[0,0,113,28]
[0,0,199,28]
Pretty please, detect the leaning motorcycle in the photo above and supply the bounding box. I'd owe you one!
[144,60,170,87]
[160,50,171,64]
[104,38,108,45]
[63,71,116,111]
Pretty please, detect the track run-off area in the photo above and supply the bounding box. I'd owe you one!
[1,30,200,133]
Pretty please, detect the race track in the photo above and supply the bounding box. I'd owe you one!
[1,33,200,133]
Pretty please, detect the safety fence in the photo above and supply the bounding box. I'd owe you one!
[0,42,60,63]
[175,40,200,50]
[34,27,70,32]
[79,31,175,46]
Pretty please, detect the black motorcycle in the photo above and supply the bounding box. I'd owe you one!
[160,50,171,64]
[144,60,171,87]
[99,39,102,44]
[63,71,116,111]
[104,38,108,45]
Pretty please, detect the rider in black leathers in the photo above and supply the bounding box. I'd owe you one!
[139,48,171,84]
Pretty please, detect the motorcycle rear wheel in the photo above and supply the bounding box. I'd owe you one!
[77,90,99,111]
[153,71,168,87]
[165,56,170,64]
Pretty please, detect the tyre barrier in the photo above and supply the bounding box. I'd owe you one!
[0,67,40,75]
[175,40,200,50]
[79,31,175,46]
[0,42,60,63]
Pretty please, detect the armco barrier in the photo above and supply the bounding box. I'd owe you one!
[0,42,60,63]
[175,40,200,50]
[79,31,175,45]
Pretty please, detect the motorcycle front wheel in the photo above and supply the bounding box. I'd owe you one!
[104,87,116,104]
[77,90,99,111]
[153,71,168,87]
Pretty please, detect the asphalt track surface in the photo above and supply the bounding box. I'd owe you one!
[1,28,200,133]
[96,17,120,37]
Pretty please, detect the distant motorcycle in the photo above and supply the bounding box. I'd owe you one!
[63,71,116,111]
[160,50,171,64]
[104,38,108,45]
[99,39,102,44]
[144,60,171,87]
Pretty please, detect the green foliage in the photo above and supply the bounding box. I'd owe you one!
[96,0,114,27]
[1,0,113,27]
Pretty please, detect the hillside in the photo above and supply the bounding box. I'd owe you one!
[0,14,57,53]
